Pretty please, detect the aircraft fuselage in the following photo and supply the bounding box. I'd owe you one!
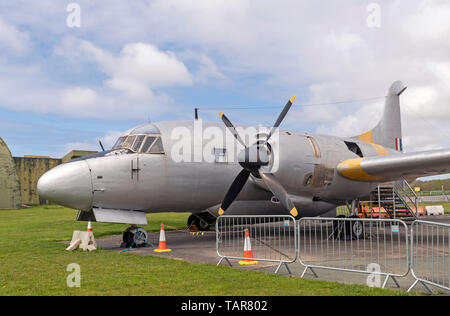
[38,120,396,218]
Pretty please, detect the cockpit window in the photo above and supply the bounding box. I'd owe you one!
[112,134,164,154]
[122,135,136,149]
[148,138,164,154]
[132,135,145,152]
[141,136,156,153]
[113,136,126,149]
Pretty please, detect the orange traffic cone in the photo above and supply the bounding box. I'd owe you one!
[154,224,172,253]
[87,221,93,232]
[239,229,258,265]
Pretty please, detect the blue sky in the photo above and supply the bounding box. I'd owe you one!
[0,1,449,179]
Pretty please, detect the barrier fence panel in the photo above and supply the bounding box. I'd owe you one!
[216,215,297,274]
[408,220,450,293]
[298,217,409,288]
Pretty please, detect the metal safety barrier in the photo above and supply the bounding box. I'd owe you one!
[216,215,297,274]
[408,220,450,293]
[298,217,410,288]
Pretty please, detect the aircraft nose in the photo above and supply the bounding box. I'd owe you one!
[37,160,93,210]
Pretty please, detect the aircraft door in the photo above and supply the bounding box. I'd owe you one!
[87,153,142,210]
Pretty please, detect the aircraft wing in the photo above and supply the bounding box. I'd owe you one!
[337,148,450,182]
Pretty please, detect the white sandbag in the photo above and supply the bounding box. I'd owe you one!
[66,230,97,251]
[66,239,81,251]
[425,205,445,216]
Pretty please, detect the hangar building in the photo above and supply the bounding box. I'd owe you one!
[0,137,96,209]
[0,138,22,209]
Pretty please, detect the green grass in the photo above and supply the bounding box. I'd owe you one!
[422,202,450,214]
[411,178,450,192]
[0,206,412,296]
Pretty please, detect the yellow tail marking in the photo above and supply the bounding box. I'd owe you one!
[358,130,390,156]
[358,130,374,143]
[371,143,390,156]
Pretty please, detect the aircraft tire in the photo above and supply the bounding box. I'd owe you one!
[348,216,364,240]
[123,231,134,248]
[134,227,149,247]
[187,214,210,231]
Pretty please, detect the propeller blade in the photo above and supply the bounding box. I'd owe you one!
[268,95,296,140]
[258,170,298,217]
[218,169,251,216]
[219,112,246,148]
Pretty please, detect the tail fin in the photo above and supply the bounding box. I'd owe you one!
[356,81,406,151]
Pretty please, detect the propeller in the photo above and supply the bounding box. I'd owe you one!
[218,95,298,217]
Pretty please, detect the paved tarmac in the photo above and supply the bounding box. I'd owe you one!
[94,216,450,293]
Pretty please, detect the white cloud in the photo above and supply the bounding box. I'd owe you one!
[315,101,384,137]
[0,18,29,53]
[60,87,98,109]
[179,51,228,85]
[58,130,124,158]
[0,38,194,118]
[101,130,124,148]
[402,0,450,44]
[1,0,450,153]
[78,41,193,98]
[0,59,173,118]
[281,0,450,152]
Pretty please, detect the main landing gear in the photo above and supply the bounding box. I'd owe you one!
[121,225,149,248]
[333,216,364,240]
[332,199,365,240]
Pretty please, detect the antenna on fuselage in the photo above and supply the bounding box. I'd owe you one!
[195,108,199,120]
[97,139,105,151]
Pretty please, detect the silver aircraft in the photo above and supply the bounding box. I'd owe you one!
[38,81,450,245]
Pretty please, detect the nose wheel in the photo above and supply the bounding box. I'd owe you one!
[187,213,214,231]
[121,226,150,248]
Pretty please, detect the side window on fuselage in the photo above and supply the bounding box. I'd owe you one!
[214,148,227,163]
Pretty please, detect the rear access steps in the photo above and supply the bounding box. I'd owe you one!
[367,180,421,220]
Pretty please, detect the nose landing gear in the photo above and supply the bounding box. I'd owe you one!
[121,226,150,248]
[187,212,216,231]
